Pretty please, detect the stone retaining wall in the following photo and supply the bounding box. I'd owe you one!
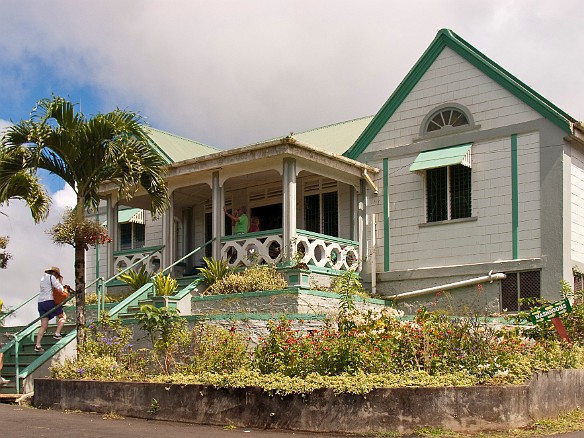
[33,369,584,435]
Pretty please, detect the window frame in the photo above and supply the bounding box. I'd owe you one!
[419,103,476,139]
[425,164,472,223]
[119,222,146,251]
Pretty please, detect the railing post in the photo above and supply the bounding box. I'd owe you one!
[14,338,20,394]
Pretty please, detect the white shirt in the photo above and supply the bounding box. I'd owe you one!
[39,273,64,302]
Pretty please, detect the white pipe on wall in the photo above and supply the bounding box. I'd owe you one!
[386,271,506,302]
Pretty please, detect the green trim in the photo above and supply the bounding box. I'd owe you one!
[147,137,174,164]
[191,288,388,305]
[113,245,164,257]
[383,158,390,271]
[511,134,519,259]
[409,143,472,172]
[344,28,576,160]
[185,313,327,322]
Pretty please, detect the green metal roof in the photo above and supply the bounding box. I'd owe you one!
[290,116,374,155]
[146,127,220,164]
[344,28,579,160]
[410,143,472,172]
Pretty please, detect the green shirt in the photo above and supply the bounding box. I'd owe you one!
[234,214,249,234]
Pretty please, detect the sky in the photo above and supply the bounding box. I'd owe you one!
[1,0,583,325]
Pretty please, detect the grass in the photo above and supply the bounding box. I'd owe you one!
[408,407,584,437]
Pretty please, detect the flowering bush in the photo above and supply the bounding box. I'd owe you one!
[253,307,581,384]
[50,208,112,249]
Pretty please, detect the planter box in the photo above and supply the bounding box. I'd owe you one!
[33,369,584,435]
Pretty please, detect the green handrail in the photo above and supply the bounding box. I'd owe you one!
[94,245,164,319]
[0,293,38,324]
[0,293,76,393]
[160,238,215,277]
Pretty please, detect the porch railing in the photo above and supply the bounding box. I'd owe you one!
[220,229,360,271]
[112,245,164,273]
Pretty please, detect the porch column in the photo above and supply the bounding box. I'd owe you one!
[162,191,175,268]
[358,179,368,271]
[211,171,223,259]
[106,195,119,279]
[282,157,297,260]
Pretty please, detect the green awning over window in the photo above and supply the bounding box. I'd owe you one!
[409,143,472,172]
[102,208,144,226]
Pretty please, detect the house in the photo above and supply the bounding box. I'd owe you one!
[89,29,584,314]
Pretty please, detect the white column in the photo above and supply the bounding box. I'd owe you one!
[106,195,118,279]
[162,191,175,268]
[282,157,297,260]
[358,179,367,264]
[211,171,223,259]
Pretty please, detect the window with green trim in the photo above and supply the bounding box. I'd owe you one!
[426,164,471,222]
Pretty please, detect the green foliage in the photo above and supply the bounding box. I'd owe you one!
[204,265,287,296]
[253,307,584,383]
[506,282,584,345]
[180,323,251,374]
[150,272,178,296]
[117,265,151,292]
[135,304,189,374]
[197,257,234,288]
[80,315,135,361]
[0,236,12,269]
[51,315,144,380]
[149,398,159,415]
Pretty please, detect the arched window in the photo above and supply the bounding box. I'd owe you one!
[425,108,469,133]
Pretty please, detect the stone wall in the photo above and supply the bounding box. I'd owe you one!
[33,369,584,435]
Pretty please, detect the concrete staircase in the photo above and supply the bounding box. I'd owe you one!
[0,323,76,395]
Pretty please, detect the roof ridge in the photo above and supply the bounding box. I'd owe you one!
[293,115,374,136]
[147,126,220,150]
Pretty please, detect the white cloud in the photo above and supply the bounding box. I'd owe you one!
[0,185,75,326]
[2,0,584,326]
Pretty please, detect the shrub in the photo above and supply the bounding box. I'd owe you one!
[197,257,234,289]
[205,265,287,295]
[135,304,189,374]
[180,323,251,374]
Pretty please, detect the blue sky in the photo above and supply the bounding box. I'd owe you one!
[1,0,584,324]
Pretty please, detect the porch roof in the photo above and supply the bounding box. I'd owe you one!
[146,127,220,163]
[166,136,379,180]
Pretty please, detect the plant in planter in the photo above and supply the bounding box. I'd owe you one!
[117,265,151,291]
[151,272,178,296]
[197,257,234,290]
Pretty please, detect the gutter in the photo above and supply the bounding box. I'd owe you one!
[386,271,506,302]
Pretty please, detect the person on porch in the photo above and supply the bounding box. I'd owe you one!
[224,206,249,235]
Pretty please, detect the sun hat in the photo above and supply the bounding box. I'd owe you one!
[45,266,61,277]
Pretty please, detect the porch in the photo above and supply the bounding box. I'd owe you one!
[94,137,379,287]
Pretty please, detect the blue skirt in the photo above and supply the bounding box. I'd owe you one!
[38,300,64,320]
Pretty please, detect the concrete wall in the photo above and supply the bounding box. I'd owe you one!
[33,369,584,435]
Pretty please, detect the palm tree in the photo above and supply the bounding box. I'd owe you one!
[0,96,169,345]
[0,146,51,268]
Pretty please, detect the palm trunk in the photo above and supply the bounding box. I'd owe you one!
[74,202,87,347]
[74,242,86,347]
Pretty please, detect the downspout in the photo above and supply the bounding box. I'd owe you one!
[370,214,376,295]
[387,271,506,302]
[362,169,378,194]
